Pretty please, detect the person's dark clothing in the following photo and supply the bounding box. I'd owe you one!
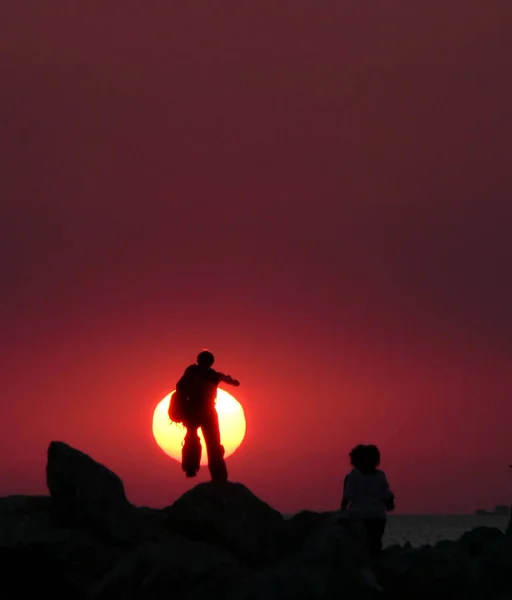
[183,409,227,482]
[362,518,386,559]
[341,469,394,560]
[177,364,222,409]
[177,364,228,482]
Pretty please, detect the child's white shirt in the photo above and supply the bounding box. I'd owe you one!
[343,468,392,519]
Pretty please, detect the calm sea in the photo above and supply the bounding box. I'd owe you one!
[284,514,509,548]
[383,514,509,547]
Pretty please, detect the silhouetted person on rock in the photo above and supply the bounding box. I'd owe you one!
[341,444,395,559]
[170,350,240,482]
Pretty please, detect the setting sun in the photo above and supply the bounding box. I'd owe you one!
[152,388,246,465]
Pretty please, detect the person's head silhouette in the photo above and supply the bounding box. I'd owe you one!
[365,444,381,469]
[197,350,215,368]
[349,444,366,471]
[349,444,381,474]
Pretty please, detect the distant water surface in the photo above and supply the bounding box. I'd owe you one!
[383,514,509,547]
[284,513,509,548]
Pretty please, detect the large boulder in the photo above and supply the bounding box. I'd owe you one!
[224,519,374,600]
[457,526,505,557]
[87,536,244,600]
[46,441,142,544]
[0,491,122,596]
[377,527,512,600]
[377,542,465,598]
[0,542,81,600]
[459,530,512,598]
[295,515,367,567]
[134,506,175,543]
[0,494,52,514]
[0,495,52,545]
[224,563,339,600]
[165,482,284,566]
[279,510,337,555]
[506,506,512,538]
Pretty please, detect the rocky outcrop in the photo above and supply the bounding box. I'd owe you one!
[375,526,512,599]
[87,536,244,600]
[0,441,510,600]
[165,480,284,566]
[46,441,144,544]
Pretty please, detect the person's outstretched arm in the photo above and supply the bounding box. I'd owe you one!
[218,373,240,386]
[340,474,350,510]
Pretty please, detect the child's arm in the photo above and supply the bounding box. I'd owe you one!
[381,472,395,512]
[340,474,350,510]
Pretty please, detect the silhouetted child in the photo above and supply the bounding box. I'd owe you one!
[341,444,395,560]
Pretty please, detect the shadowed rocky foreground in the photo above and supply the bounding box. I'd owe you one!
[1,442,511,600]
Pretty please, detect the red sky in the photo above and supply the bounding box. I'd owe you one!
[1,0,511,514]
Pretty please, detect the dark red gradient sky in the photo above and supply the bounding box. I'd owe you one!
[1,1,512,514]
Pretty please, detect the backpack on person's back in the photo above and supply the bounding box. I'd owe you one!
[168,389,188,424]
[168,363,214,424]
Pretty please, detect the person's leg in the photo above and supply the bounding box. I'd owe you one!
[339,516,371,569]
[358,518,386,591]
[363,518,386,560]
[182,426,202,477]
[200,410,228,482]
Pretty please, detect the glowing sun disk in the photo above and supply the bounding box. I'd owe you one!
[152,388,246,465]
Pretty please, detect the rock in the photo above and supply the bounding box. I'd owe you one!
[0,495,53,546]
[285,509,336,532]
[294,515,366,568]
[378,528,512,600]
[467,527,506,543]
[224,563,338,600]
[292,518,376,595]
[133,506,174,543]
[377,543,463,599]
[506,506,512,538]
[0,487,122,595]
[139,538,245,600]
[458,526,505,556]
[87,536,244,600]
[0,542,80,600]
[5,441,512,599]
[463,535,512,598]
[224,516,376,600]
[279,510,337,556]
[406,547,467,597]
[0,495,52,514]
[0,517,122,597]
[165,481,284,566]
[377,543,417,578]
[225,557,375,600]
[46,441,142,545]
